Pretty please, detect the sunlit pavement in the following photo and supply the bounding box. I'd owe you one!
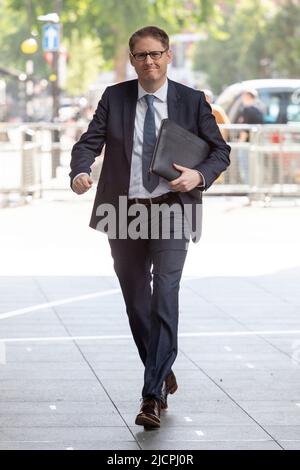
[0,193,300,450]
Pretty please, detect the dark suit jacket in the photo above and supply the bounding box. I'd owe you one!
[70,78,231,243]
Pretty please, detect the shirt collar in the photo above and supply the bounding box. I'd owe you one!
[138,79,168,103]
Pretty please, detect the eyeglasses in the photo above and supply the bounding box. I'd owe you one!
[131,48,168,61]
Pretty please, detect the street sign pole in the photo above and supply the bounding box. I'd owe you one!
[52,45,59,121]
[42,0,62,177]
[42,22,60,121]
[51,47,60,178]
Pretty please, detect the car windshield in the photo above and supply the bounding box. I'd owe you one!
[217,84,300,124]
[258,89,300,124]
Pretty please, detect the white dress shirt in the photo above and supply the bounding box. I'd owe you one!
[128,80,174,198]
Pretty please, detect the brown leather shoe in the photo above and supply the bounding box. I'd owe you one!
[135,397,161,428]
[160,371,178,410]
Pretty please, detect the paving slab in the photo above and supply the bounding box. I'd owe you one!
[1,196,300,449]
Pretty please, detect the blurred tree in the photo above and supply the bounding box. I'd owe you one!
[60,0,223,82]
[193,0,270,94]
[64,30,104,96]
[5,0,221,92]
[0,0,48,77]
[266,0,300,78]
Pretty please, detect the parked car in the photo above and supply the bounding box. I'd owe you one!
[216,79,300,124]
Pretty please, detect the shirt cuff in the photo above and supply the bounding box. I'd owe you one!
[72,172,90,184]
[195,171,206,189]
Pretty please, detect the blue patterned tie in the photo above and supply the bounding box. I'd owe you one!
[142,94,159,192]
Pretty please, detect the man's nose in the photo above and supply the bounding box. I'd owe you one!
[145,54,153,64]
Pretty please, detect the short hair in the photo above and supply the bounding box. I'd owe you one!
[129,26,169,52]
[242,88,258,99]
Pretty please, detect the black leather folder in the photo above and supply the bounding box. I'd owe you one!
[149,119,210,183]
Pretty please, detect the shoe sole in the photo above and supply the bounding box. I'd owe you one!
[135,413,160,428]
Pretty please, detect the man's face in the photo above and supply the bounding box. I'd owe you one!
[242,92,255,106]
[129,36,172,87]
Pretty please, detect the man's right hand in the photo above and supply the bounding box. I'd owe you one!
[72,174,93,194]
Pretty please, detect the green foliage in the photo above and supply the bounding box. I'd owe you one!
[193,0,300,95]
[1,0,216,92]
[193,0,270,93]
[1,0,228,94]
[265,0,300,78]
[0,0,49,87]
[64,30,104,96]
[3,0,300,99]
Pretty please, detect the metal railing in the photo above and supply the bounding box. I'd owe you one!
[217,124,300,198]
[1,122,300,204]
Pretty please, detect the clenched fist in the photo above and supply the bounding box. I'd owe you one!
[72,174,93,194]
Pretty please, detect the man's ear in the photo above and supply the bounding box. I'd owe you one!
[129,53,134,66]
[167,48,173,65]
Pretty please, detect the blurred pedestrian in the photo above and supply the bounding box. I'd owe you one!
[203,89,230,141]
[237,89,264,184]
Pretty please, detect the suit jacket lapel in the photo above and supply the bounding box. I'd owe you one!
[123,80,138,166]
[167,79,181,123]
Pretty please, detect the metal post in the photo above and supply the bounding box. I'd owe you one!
[51,0,62,178]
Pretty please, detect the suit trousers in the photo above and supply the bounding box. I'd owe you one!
[108,195,190,400]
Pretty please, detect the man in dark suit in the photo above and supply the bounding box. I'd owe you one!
[70,25,230,429]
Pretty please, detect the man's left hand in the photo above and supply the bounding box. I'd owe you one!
[168,163,202,192]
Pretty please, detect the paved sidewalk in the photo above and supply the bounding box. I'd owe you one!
[0,195,300,450]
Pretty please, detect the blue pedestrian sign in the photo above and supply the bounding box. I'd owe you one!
[43,24,60,52]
